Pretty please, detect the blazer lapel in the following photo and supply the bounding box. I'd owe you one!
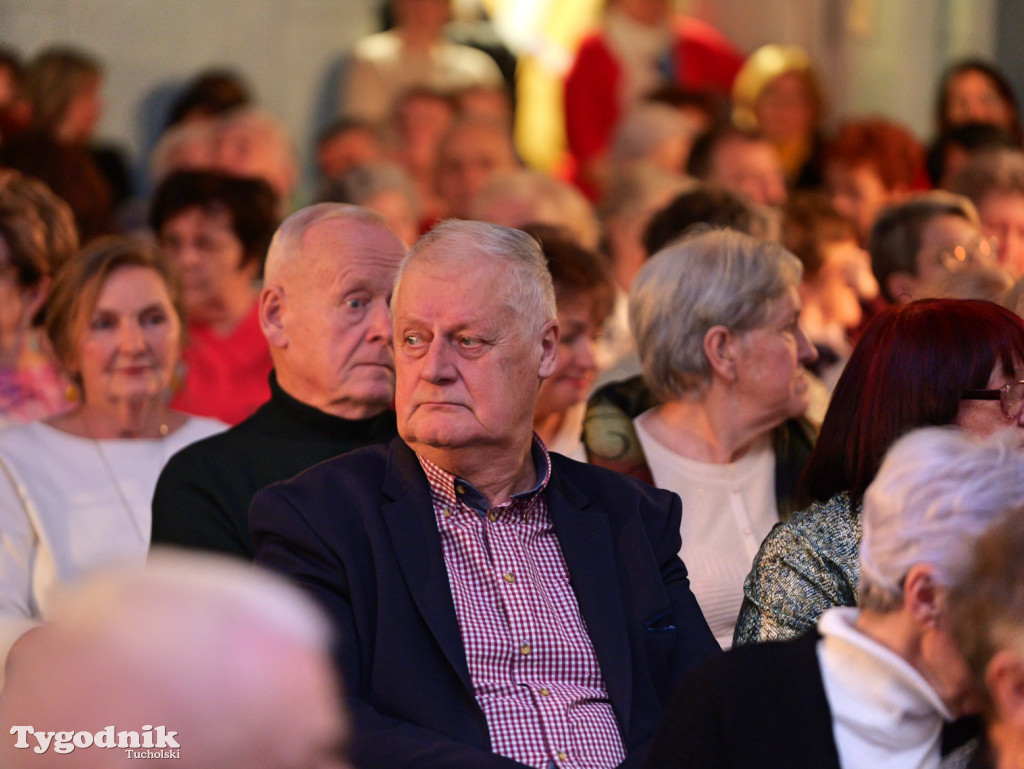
[380,439,474,693]
[547,472,634,736]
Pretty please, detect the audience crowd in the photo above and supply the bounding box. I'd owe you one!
[3,4,1024,767]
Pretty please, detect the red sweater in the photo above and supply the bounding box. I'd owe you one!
[170,301,272,425]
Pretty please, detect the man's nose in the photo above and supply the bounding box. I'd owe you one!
[365,299,391,342]
[420,338,456,382]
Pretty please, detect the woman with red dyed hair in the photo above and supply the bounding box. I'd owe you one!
[824,118,926,245]
[734,298,1024,645]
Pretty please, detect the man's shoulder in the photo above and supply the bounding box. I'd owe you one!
[257,440,398,507]
[549,452,678,518]
[161,407,269,471]
[552,452,660,494]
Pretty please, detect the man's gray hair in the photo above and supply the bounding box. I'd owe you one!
[859,426,1024,613]
[629,227,802,401]
[264,202,391,283]
[393,219,556,333]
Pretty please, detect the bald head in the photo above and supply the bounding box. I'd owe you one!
[0,552,349,769]
[261,204,406,419]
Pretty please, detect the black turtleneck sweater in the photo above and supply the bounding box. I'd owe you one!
[151,371,398,559]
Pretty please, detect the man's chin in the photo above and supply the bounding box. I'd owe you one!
[399,418,478,451]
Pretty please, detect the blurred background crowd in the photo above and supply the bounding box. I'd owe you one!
[4,1,1024,766]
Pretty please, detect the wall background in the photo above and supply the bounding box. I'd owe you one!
[0,0,1014,199]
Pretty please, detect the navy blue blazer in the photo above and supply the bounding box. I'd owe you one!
[250,437,720,769]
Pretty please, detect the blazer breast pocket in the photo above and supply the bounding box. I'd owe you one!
[643,610,677,634]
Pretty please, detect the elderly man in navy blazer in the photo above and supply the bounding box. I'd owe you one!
[250,220,719,769]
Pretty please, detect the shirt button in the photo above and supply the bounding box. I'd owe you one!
[504,572,516,583]
[743,527,751,535]
[442,507,452,518]
[539,687,551,696]
[732,485,741,493]
[487,511,498,522]
[455,484,466,495]
[520,643,532,656]
[557,751,568,761]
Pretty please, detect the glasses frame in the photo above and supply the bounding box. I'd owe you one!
[961,379,1024,421]
[936,235,999,271]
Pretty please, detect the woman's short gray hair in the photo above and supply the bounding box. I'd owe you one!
[859,426,1024,613]
[394,219,556,334]
[629,227,802,400]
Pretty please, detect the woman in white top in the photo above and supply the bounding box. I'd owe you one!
[585,228,818,648]
[0,237,223,677]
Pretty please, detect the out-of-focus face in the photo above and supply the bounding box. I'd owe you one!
[363,189,419,247]
[955,361,1024,438]
[978,191,1024,278]
[0,236,32,354]
[61,75,102,144]
[805,238,866,332]
[72,266,181,407]
[214,119,294,202]
[435,125,517,219]
[946,69,1015,131]
[394,0,450,34]
[613,0,671,26]
[755,71,817,145]
[649,133,691,176]
[274,219,405,419]
[395,95,455,169]
[731,287,817,425]
[709,136,787,208]
[914,213,984,286]
[317,128,381,180]
[826,161,895,245]
[393,250,556,458]
[158,206,253,325]
[535,292,603,421]
[0,63,17,108]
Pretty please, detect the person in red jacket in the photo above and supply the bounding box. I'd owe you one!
[564,0,742,199]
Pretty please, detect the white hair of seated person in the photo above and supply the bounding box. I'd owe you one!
[0,550,350,769]
[149,121,216,185]
[213,106,298,206]
[470,168,601,251]
[610,103,702,175]
[859,426,1024,612]
[394,218,557,336]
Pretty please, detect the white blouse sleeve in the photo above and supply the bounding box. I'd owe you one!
[0,453,43,680]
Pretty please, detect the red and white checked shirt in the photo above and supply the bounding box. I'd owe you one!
[418,438,627,769]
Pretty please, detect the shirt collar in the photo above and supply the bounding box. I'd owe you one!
[419,434,552,517]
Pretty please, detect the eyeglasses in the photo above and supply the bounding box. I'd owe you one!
[935,236,999,271]
[961,380,1024,420]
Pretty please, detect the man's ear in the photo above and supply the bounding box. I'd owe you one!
[704,325,737,383]
[886,272,918,305]
[259,285,288,349]
[987,649,1024,725]
[904,563,942,628]
[538,319,559,379]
